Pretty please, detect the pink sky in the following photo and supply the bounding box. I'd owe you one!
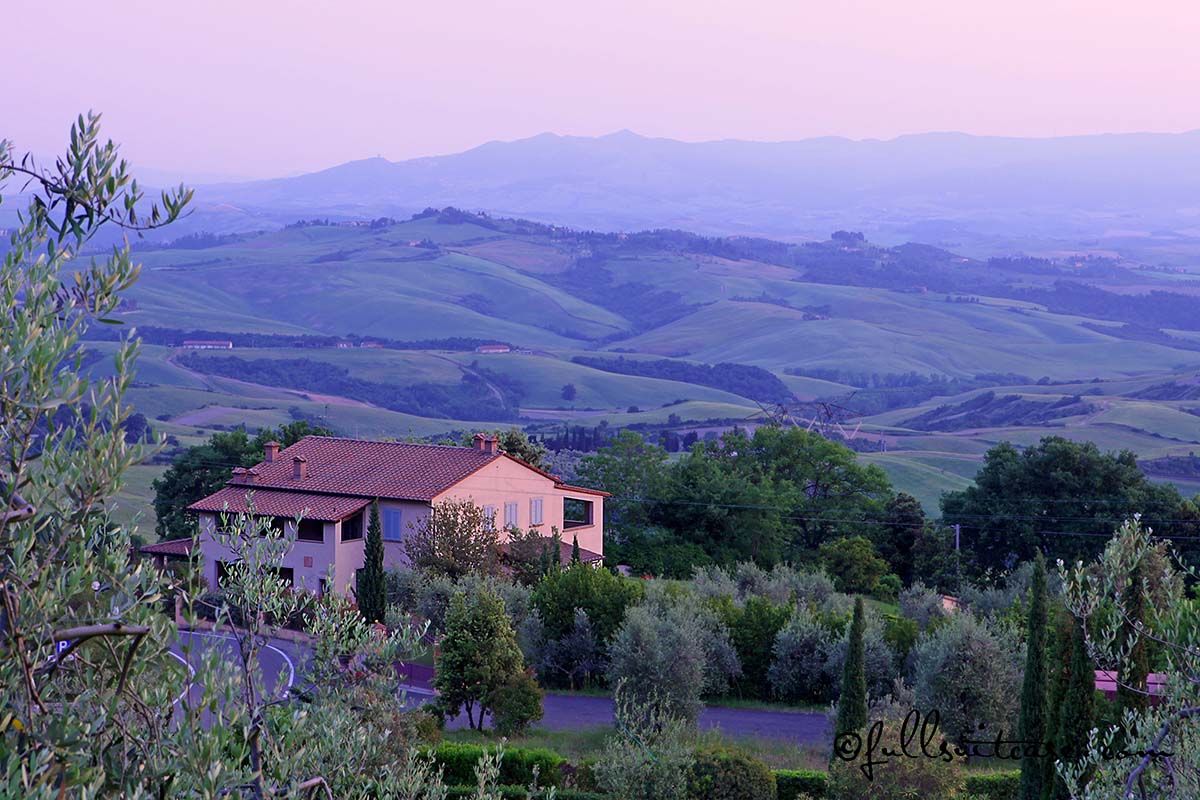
[6,0,1200,180]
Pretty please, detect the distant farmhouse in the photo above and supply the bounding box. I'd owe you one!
[180,340,233,350]
[173,434,605,596]
[476,344,511,354]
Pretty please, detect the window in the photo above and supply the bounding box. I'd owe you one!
[383,509,404,541]
[482,505,496,531]
[564,497,593,529]
[504,502,519,529]
[341,511,363,541]
[297,518,325,542]
[530,498,544,526]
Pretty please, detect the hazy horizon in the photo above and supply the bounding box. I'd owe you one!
[7,0,1200,181]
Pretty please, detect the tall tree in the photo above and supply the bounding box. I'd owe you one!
[461,427,548,470]
[1117,560,1150,716]
[875,492,924,583]
[433,590,531,730]
[571,534,581,564]
[1045,619,1096,800]
[404,498,499,579]
[833,597,869,748]
[942,437,1184,571]
[1040,609,1074,800]
[357,501,387,623]
[1017,552,1049,800]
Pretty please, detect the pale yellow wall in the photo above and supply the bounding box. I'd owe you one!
[197,512,338,594]
[435,457,605,557]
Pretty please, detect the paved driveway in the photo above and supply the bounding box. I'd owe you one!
[171,629,301,709]
[442,692,830,744]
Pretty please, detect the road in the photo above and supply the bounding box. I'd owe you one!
[174,637,830,745]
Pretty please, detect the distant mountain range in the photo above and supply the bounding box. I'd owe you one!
[133,130,1200,255]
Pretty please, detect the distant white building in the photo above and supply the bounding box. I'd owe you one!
[181,340,233,350]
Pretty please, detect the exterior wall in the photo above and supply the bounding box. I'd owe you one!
[197,512,336,594]
[376,499,432,571]
[434,458,605,557]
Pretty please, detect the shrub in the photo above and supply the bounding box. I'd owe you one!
[774,769,827,800]
[963,771,1020,800]
[823,610,896,701]
[908,612,1022,742]
[444,787,605,800]
[818,536,890,594]
[607,602,708,723]
[423,743,564,787]
[684,747,775,800]
[826,717,964,800]
[725,596,791,699]
[594,688,695,800]
[898,581,947,631]
[533,562,643,644]
[769,607,835,703]
[873,573,902,601]
[488,669,545,735]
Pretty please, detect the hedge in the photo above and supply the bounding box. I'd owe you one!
[446,787,604,800]
[685,747,775,800]
[774,769,827,799]
[421,743,564,787]
[963,771,1020,800]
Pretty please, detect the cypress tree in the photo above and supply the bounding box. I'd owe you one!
[1039,610,1073,800]
[1046,619,1096,800]
[357,501,387,624]
[571,534,581,564]
[833,596,868,751]
[1018,552,1049,800]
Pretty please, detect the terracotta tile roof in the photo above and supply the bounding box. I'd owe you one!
[225,436,505,501]
[188,486,370,521]
[139,537,194,558]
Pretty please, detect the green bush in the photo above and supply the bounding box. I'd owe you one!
[422,743,564,787]
[774,769,827,799]
[487,669,545,735]
[569,758,600,792]
[963,771,1020,800]
[444,787,605,799]
[685,747,775,800]
[826,733,963,800]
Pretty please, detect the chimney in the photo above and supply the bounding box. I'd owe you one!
[232,467,258,485]
[292,456,307,480]
[264,441,280,463]
[473,433,499,455]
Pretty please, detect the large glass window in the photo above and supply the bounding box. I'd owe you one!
[383,508,404,541]
[298,518,325,542]
[341,511,363,541]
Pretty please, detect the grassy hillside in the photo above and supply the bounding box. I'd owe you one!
[101,209,1200,523]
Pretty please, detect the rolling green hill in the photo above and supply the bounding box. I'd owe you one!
[96,209,1200,520]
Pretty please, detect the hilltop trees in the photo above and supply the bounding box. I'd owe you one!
[942,436,1183,571]
[151,420,331,539]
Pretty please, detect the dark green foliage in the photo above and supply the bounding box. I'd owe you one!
[433,590,533,731]
[902,391,1093,432]
[151,421,331,539]
[532,562,643,644]
[178,352,521,420]
[818,537,889,594]
[357,501,386,623]
[1040,609,1073,800]
[942,436,1185,571]
[421,743,563,787]
[487,669,545,735]
[833,597,868,741]
[882,615,919,665]
[571,355,793,403]
[1017,553,1049,800]
[773,769,827,799]
[461,428,548,470]
[965,772,1021,800]
[1045,619,1096,799]
[724,596,791,700]
[873,493,924,583]
[684,747,776,800]
[571,535,581,564]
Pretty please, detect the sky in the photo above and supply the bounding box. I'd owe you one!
[5,0,1200,181]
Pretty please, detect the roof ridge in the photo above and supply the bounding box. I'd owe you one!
[300,435,497,453]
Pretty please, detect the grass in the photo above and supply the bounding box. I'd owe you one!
[443,724,827,771]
